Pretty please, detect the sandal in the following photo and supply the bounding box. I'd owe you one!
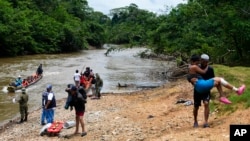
[203,123,210,128]
[237,85,246,95]
[219,97,232,104]
[193,122,198,128]
[81,132,87,137]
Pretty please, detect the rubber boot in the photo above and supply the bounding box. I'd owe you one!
[24,114,28,122]
[17,119,24,124]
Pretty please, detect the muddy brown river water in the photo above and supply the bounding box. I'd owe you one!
[0,45,175,124]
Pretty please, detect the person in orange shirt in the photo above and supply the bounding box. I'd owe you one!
[22,79,29,87]
[80,74,87,88]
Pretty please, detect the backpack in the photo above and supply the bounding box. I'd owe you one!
[78,87,87,103]
[91,78,96,84]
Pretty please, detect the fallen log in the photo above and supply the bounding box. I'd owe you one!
[117,83,160,89]
[117,83,135,87]
[136,85,160,88]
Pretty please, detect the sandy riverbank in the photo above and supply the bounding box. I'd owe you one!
[0,79,249,141]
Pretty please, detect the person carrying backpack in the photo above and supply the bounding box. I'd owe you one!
[70,86,87,137]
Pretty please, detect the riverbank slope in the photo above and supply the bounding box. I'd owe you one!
[0,79,249,141]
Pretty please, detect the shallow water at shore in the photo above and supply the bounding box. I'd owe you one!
[0,46,175,124]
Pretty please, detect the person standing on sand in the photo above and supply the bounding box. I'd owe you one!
[17,88,29,124]
[41,84,56,125]
[64,84,74,110]
[94,73,103,99]
[70,86,87,137]
[41,85,50,125]
[193,54,214,128]
[73,70,81,88]
[187,54,245,105]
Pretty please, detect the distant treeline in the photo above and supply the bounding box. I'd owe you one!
[1,0,249,64]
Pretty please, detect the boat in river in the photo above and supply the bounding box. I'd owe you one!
[7,74,43,92]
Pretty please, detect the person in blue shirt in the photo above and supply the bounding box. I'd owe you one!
[15,75,23,87]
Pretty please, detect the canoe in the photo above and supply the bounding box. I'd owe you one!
[7,74,43,92]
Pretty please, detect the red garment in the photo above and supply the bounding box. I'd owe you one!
[22,80,29,87]
[80,75,92,89]
[80,75,87,87]
[75,111,84,116]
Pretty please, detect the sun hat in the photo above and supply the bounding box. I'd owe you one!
[201,54,209,61]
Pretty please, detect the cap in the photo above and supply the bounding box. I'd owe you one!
[201,54,209,61]
[46,84,52,90]
[18,75,21,78]
[71,86,77,91]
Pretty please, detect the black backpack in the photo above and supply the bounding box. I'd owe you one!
[91,78,96,84]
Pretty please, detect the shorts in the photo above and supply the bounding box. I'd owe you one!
[194,78,214,93]
[193,89,210,107]
[75,81,80,87]
[76,111,84,116]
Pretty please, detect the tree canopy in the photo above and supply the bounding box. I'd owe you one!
[107,0,250,65]
[0,0,249,65]
[0,0,108,56]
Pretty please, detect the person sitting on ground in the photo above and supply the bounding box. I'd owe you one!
[187,54,246,104]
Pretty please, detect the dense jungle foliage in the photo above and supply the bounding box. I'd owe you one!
[0,0,249,64]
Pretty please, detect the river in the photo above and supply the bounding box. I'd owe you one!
[0,45,175,124]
